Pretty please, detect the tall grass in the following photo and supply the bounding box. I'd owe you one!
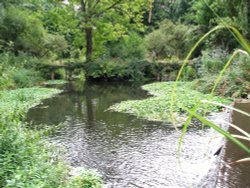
[170,24,250,159]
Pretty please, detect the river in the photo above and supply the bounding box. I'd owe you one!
[27,81,224,187]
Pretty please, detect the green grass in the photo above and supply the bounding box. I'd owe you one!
[109,82,231,123]
[44,80,68,85]
[0,87,104,187]
[0,88,61,119]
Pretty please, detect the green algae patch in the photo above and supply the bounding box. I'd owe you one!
[109,82,231,122]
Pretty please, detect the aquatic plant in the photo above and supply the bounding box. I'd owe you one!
[109,82,230,122]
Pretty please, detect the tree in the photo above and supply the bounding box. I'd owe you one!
[70,0,147,62]
[145,19,188,59]
[144,0,192,31]
[0,0,68,57]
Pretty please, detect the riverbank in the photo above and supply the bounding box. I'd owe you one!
[0,86,103,187]
[109,82,231,123]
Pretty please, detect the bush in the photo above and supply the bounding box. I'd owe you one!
[0,63,15,90]
[192,53,250,97]
[0,53,46,89]
[11,68,43,88]
[69,169,103,188]
[145,19,189,59]
[84,60,157,81]
[0,87,67,187]
[0,119,68,188]
[108,32,146,61]
[0,6,46,56]
[84,61,128,80]
[201,48,229,74]
[182,66,197,80]
[0,52,42,68]
[0,88,104,187]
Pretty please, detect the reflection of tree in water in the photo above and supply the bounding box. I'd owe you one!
[86,93,94,127]
[27,80,149,130]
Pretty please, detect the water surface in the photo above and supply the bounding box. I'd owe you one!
[27,81,218,187]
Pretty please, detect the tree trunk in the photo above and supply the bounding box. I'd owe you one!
[51,71,55,80]
[85,27,93,62]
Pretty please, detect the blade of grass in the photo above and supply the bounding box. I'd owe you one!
[231,135,250,141]
[202,49,249,127]
[235,158,250,163]
[178,103,200,158]
[201,100,250,117]
[203,0,250,55]
[222,120,250,139]
[182,106,250,154]
[170,25,225,128]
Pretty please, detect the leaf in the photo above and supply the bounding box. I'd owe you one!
[201,100,250,117]
[234,158,250,163]
[223,120,250,139]
[182,106,250,154]
[231,135,250,142]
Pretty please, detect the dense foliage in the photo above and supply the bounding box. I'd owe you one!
[0,0,248,94]
[0,0,249,186]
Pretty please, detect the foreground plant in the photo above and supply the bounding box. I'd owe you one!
[0,87,104,187]
[170,23,250,160]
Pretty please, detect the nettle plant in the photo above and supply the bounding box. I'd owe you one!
[170,24,250,162]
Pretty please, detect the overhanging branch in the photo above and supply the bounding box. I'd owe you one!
[94,0,124,17]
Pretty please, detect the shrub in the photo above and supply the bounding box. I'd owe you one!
[0,119,68,188]
[109,32,146,61]
[145,19,189,59]
[11,68,43,88]
[69,169,103,188]
[0,88,104,187]
[0,64,15,90]
[182,66,197,80]
[84,61,128,80]
[84,60,156,81]
[192,49,249,97]
[0,7,46,56]
[201,48,229,74]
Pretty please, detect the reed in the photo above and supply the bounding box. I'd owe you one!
[171,24,250,160]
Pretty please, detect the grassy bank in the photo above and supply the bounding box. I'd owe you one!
[0,88,61,119]
[0,87,103,188]
[109,82,231,123]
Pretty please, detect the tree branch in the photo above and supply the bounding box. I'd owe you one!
[95,0,124,17]
[93,0,101,9]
